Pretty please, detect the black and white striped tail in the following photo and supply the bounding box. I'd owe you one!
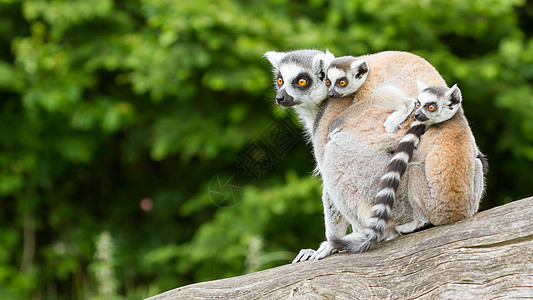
[331,122,427,253]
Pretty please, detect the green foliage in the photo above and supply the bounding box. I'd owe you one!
[0,0,532,298]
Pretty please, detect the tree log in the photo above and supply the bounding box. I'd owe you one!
[147,197,533,299]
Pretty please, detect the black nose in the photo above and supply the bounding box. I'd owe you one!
[414,111,429,122]
[275,89,294,107]
[329,90,341,99]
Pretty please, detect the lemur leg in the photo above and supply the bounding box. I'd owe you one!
[370,84,416,133]
[383,98,415,133]
[395,162,430,234]
[422,147,483,225]
[399,156,483,232]
[293,190,348,263]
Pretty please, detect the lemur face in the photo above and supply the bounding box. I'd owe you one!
[415,83,462,125]
[326,57,369,99]
[265,50,334,109]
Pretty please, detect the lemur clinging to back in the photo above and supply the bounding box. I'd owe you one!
[331,82,487,253]
[325,56,415,134]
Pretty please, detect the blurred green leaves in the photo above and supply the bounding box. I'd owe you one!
[0,0,532,298]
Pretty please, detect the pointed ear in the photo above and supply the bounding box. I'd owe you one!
[446,84,462,105]
[264,51,286,69]
[324,49,335,66]
[417,81,428,92]
[350,59,368,79]
[313,50,335,81]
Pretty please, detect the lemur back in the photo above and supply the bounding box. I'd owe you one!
[330,84,466,252]
[313,51,445,171]
[326,55,418,134]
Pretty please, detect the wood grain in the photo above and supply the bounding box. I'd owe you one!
[147,197,533,299]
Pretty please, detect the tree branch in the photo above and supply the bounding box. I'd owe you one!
[147,197,533,299]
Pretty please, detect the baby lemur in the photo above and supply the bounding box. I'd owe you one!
[326,56,415,134]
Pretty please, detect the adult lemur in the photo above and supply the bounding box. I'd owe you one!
[264,50,486,262]
[332,82,488,253]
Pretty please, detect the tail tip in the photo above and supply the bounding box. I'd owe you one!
[329,231,377,254]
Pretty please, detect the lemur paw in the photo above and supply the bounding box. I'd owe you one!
[310,241,337,260]
[395,223,415,235]
[395,220,429,235]
[384,120,399,133]
[292,249,316,263]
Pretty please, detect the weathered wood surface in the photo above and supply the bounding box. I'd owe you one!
[147,197,533,299]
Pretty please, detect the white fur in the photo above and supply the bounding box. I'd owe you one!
[417,80,428,92]
[310,241,336,260]
[313,50,335,74]
[278,63,303,84]
[371,203,392,216]
[395,219,428,234]
[380,171,400,182]
[327,68,345,85]
[391,152,410,164]
[350,59,367,72]
[327,58,415,133]
[369,217,387,232]
[400,133,420,144]
[274,61,330,135]
[292,248,315,263]
[370,86,415,133]
[264,51,286,69]
[376,187,395,199]
[445,84,461,99]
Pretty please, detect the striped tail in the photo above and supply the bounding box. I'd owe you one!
[331,122,427,253]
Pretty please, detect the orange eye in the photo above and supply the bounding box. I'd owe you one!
[416,102,420,109]
[277,78,284,85]
[428,104,436,111]
[298,78,307,86]
[339,80,347,87]
[326,79,331,86]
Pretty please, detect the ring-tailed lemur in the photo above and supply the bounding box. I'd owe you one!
[264,50,486,263]
[325,56,415,134]
[264,49,334,139]
[330,82,475,253]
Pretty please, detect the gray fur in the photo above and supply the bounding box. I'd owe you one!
[280,50,324,68]
[423,85,447,97]
[477,152,489,174]
[265,50,486,263]
[321,131,415,231]
[264,49,334,138]
[328,56,357,71]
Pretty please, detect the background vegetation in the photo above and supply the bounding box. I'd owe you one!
[1,0,532,298]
